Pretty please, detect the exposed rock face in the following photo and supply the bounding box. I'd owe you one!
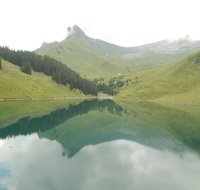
[67,25,88,39]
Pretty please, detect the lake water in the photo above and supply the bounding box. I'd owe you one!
[0,99,200,190]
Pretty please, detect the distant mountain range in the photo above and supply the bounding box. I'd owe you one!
[36,25,200,78]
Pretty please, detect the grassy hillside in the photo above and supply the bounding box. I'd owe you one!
[36,26,200,78]
[37,36,130,78]
[116,51,200,104]
[0,60,83,99]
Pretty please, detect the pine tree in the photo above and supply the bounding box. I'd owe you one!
[0,46,114,95]
[0,59,2,69]
[20,62,32,75]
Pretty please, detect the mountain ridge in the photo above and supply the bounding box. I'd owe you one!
[36,25,200,78]
[116,50,200,104]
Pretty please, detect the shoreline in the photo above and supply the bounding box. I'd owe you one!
[1,96,199,107]
[0,96,113,102]
[0,97,94,102]
[114,98,200,107]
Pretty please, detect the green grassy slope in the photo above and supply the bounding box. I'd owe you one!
[37,36,130,78]
[116,51,200,104]
[36,26,200,79]
[0,60,83,99]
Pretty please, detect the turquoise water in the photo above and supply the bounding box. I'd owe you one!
[0,99,200,190]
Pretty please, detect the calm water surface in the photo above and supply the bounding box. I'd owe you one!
[0,99,200,190]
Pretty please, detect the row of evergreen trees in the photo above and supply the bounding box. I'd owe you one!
[0,47,102,95]
[0,47,121,95]
[0,59,2,69]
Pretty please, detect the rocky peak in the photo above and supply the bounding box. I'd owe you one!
[67,25,88,39]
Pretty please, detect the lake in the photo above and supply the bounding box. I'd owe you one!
[0,99,200,190]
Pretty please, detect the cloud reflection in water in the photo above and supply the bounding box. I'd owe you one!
[0,135,200,190]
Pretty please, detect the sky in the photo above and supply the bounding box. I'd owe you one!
[1,0,200,50]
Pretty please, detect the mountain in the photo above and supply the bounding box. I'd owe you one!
[36,25,200,78]
[2,26,200,99]
[116,51,200,104]
[0,59,82,99]
[36,25,131,78]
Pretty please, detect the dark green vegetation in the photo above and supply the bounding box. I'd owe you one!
[0,47,100,95]
[1,100,200,157]
[0,58,2,69]
[37,26,200,78]
[20,62,32,75]
[0,46,123,96]
[116,51,200,103]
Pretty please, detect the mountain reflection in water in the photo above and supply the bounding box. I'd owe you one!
[1,99,200,190]
[0,99,200,156]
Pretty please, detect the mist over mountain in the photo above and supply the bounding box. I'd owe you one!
[36,25,200,78]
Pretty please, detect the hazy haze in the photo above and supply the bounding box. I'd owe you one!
[1,0,200,50]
